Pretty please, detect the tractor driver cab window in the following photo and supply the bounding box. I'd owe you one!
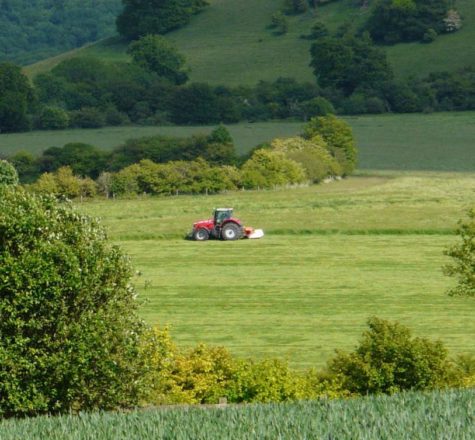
[215,210,231,225]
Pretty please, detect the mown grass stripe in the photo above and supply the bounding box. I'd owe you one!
[113,229,456,241]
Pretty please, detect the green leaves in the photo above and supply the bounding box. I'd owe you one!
[444,208,475,297]
[0,187,149,416]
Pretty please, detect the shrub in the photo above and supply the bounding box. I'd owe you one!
[241,149,307,189]
[0,160,19,186]
[303,115,357,175]
[69,107,106,128]
[328,317,452,395]
[29,167,97,199]
[444,209,475,297]
[271,136,341,182]
[36,106,70,130]
[302,97,335,119]
[0,187,151,416]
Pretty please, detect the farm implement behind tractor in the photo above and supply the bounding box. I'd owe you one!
[188,208,264,241]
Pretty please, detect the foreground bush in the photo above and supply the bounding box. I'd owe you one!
[0,187,151,416]
[328,317,452,394]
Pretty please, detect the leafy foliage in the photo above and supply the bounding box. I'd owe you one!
[271,136,342,182]
[366,0,453,44]
[444,209,475,297]
[328,317,452,394]
[310,35,393,96]
[0,62,34,132]
[127,35,188,85]
[0,186,151,416]
[303,115,357,175]
[0,160,18,186]
[117,0,209,40]
[241,149,306,189]
[0,0,122,65]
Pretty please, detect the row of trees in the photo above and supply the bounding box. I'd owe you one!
[309,30,475,114]
[3,54,474,135]
[17,116,356,197]
[9,126,237,183]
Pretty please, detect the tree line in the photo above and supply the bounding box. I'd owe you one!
[6,116,356,198]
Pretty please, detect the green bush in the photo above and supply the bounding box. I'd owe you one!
[69,107,106,129]
[271,136,342,182]
[110,159,239,196]
[36,106,70,130]
[328,317,452,395]
[241,149,306,189]
[444,208,475,297]
[0,160,19,186]
[303,115,357,175]
[0,187,151,416]
[29,167,97,199]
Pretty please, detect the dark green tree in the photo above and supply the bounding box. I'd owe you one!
[0,62,34,132]
[127,35,188,85]
[117,0,209,40]
[366,0,451,44]
[310,36,393,95]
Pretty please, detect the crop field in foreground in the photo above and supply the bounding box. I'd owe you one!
[1,389,473,439]
[79,173,475,368]
[1,112,475,172]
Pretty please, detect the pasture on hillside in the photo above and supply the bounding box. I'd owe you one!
[79,173,475,368]
[1,389,473,439]
[1,112,475,172]
[24,0,475,84]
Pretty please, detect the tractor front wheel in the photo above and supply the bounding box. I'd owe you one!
[221,223,242,241]
[193,228,210,241]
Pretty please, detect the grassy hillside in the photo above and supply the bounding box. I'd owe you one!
[24,0,475,84]
[387,0,475,78]
[79,173,475,368]
[1,389,473,439]
[1,113,475,172]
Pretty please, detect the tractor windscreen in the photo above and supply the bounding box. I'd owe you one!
[214,209,232,224]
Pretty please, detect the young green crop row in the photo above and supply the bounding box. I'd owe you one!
[1,389,473,440]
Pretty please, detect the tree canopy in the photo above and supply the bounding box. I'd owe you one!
[127,35,188,85]
[117,0,209,40]
[0,186,151,416]
[0,62,34,132]
[444,209,475,298]
[0,0,122,65]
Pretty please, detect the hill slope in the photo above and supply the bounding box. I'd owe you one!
[25,0,475,85]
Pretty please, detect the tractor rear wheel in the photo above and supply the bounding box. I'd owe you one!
[221,223,242,241]
[193,228,209,241]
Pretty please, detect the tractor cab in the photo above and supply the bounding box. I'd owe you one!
[214,208,233,226]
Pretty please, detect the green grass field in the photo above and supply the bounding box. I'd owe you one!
[78,173,475,368]
[24,0,475,84]
[1,112,475,172]
[1,389,473,439]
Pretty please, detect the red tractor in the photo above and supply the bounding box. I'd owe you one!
[189,208,264,241]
